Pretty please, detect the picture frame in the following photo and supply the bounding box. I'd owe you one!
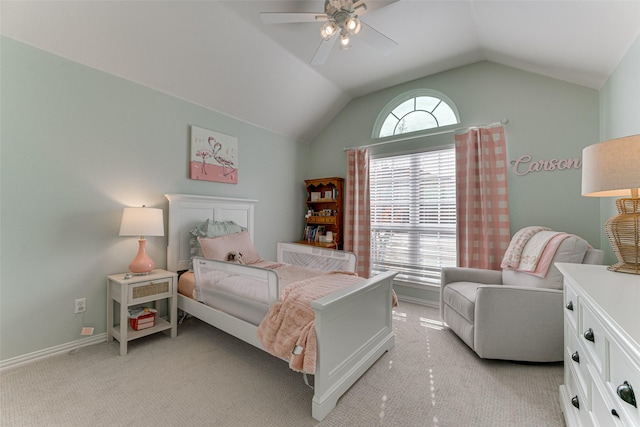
[311,192,321,202]
[190,125,238,184]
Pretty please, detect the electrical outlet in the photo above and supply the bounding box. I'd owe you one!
[75,298,86,314]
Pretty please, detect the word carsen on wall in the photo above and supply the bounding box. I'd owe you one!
[510,154,581,176]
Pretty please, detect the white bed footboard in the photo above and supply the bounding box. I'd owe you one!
[310,270,397,421]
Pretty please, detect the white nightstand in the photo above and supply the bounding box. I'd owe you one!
[107,269,178,355]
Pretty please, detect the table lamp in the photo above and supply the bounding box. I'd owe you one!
[582,134,640,275]
[119,206,164,274]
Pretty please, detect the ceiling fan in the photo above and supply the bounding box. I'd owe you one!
[260,0,398,65]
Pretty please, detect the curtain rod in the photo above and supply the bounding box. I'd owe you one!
[343,118,509,151]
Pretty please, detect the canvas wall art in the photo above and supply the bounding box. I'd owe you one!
[190,126,238,184]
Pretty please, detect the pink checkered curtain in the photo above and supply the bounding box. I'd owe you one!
[454,126,510,270]
[344,148,371,278]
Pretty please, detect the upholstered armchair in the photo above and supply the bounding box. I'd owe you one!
[440,235,603,362]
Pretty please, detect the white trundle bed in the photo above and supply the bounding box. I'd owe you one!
[164,193,397,421]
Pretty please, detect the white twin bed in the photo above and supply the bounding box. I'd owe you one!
[164,193,397,421]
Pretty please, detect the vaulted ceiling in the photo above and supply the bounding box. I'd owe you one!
[3,1,640,142]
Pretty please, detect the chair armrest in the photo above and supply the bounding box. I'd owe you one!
[474,286,564,361]
[440,267,503,286]
[440,267,503,321]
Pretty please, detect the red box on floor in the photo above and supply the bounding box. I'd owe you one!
[129,311,155,330]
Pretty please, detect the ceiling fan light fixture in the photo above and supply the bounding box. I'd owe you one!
[345,16,361,34]
[321,21,337,40]
[340,32,351,50]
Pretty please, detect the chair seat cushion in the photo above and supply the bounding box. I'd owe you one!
[443,282,491,323]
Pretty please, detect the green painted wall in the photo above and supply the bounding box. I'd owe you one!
[311,61,602,247]
[599,34,640,265]
[0,37,309,361]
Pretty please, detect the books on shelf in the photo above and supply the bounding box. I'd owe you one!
[303,225,326,242]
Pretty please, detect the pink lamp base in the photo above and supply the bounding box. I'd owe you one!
[128,239,155,274]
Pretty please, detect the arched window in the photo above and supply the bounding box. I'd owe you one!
[373,89,460,139]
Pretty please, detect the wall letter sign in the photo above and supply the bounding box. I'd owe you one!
[510,154,581,176]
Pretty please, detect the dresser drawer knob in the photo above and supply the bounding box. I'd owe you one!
[571,395,580,409]
[583,328,595,343]
[571,351,580,363]
[617,381,637,408]
[611,409,619,417]
[565,301,574,311]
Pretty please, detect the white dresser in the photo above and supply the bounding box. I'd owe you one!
[558,263,640,426]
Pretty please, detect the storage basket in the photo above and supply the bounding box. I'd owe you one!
[129,311,155,331]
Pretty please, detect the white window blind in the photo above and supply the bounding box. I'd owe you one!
[370,148,457,285]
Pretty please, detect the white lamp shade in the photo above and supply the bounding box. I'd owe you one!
[119,207,164,237]
[582,134,640,197]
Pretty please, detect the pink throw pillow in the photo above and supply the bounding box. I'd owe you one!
[198,232,261,264]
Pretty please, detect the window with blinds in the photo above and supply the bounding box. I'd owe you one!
[370,148,457,285]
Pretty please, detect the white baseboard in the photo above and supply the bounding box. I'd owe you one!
[393,280,440,308]
[396,294,439,308]
[0,333,107,371]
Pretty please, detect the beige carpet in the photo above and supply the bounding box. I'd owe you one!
[1,302,565,426]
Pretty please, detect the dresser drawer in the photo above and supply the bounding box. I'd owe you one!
[129,278,173,304]
[580,301,607,378]
[567,328,589,399]
[592,372,628,427]
[609,340,640,425]
[565,361,594,426]
[307,215,337,225]
[564,281,579,333]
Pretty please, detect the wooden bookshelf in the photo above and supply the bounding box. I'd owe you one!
[301,177,344,249]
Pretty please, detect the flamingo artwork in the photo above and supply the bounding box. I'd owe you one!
[195,149,213,175]
[190,125,238,184]
[208,137,236,177]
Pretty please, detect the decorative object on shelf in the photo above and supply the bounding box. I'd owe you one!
[582,134,640,275]
[190,125,238,184]
[119,206,164,274]
[128,307,157,331]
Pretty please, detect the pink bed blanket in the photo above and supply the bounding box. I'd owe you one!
[256,271,363,375]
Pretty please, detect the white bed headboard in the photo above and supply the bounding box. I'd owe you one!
[164,194,257,272]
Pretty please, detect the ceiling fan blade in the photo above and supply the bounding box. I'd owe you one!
[311,36,339,65]
[359,21,398,54]
[260,12,327,25]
